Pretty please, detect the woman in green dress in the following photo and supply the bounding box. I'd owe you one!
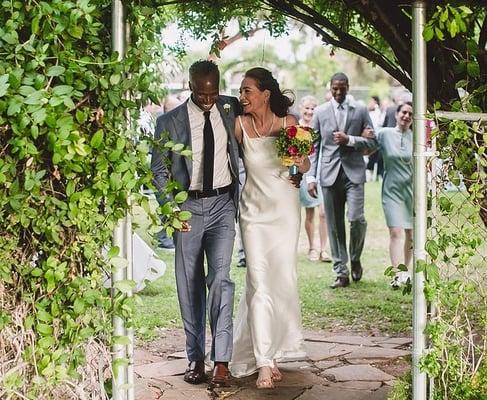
[376,102,413,288]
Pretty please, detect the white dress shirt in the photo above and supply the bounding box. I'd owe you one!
[187,98,232,190]
[331,97,356,146]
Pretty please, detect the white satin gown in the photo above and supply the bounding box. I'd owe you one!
[230,117,307,378]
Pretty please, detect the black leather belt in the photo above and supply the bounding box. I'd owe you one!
[187,184,232,199]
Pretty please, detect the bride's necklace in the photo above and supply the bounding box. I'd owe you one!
[251,114,275,137]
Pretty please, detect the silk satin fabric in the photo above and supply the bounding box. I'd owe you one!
[230,119,306,377]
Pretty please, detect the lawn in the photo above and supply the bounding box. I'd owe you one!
[133,180,413,341]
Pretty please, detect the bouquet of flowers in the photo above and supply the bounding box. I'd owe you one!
[275,125,319,175]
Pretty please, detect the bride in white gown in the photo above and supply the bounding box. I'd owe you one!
[229,68,309,389]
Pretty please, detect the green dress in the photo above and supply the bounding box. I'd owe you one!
[377,127,413,229]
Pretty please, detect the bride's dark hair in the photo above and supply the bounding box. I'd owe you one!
[244,67,294,117]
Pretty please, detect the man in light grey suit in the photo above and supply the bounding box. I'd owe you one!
[308,72,376,289]
[151,60,240,387]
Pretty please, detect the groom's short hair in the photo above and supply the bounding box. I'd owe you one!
[189,60,220,81]
[330,72,349,85]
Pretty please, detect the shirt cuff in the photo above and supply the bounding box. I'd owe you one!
[347,135,355,147]
[306,175,317,184]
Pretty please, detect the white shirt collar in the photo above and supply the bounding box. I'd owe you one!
[331,97,348,110]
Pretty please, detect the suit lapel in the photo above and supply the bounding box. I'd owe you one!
[216,97,238,179]
[174,100,193,176]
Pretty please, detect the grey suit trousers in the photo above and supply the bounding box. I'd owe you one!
[174,192,236,362]
[322,168,367,278]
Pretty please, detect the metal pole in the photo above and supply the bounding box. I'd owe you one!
[111,1,128,399]
[125,201,134,400]
[412,2,428,399]
[125,18,134,397]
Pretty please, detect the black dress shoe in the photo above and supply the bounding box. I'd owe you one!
[351,261,363,282]
[184,360,206,384]
[330,276,350,289]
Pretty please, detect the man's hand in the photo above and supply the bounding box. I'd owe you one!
[308,182,318,198]
[333,131,349,145]
[178,221,192,232]
[288,172,303,188]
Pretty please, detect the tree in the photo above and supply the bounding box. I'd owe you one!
[145,0,486,109]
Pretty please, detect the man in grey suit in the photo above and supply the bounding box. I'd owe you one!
[151,60,240,387]
[308,72,376,288]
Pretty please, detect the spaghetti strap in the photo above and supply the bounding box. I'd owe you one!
[282,116,286,129]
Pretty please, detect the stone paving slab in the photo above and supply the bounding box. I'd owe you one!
[328,380,383,390]
[135,358,188,379]
[279,360,320,372]
[135,348,167,366]
[314,360,342,370]
[167,350,187,359]
[135,329,409,399]
[316,335,379,347]
[296,386,367,400]
[324,365,395,382]
[344,346,409,360]
[375,337,412,346]
[304,341,355,361]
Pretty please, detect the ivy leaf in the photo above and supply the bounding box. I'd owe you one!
[38,336,55,349]
[7,97,22,116]
[90,130,104,148]
[37,323,53,336]
[425,240,439,259]
[68,25,84,39]
[107,246,120,259]
[466,62,480,78]
[422,26,434,42]
[113,279,136,293]
[0,74,9,97]
[178,210,192,221]
[174,191,188,204]
[52,85,73,96]
[47,66,66,77]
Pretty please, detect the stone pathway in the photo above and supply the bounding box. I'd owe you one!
[134,329,411,399]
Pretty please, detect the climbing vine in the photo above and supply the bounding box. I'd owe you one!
[0,1,182,397]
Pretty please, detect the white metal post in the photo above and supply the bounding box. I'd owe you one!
[111,1,130,400]
[412,2,428,399]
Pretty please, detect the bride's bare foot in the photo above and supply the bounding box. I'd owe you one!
[256,366,274,389]
[271,361,282,382]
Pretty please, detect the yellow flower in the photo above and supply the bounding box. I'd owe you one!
[281,156,294,166]
[295,127,312,141]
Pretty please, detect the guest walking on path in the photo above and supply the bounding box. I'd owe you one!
[298,95,331,263]
[307,72,376,289]
[367,102,414,289]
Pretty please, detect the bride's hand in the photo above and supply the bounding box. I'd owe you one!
[292,155,310,173]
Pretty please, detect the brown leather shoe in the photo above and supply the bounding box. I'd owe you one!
[210,362,230,388]
[330,276,350,289]
[183,360,206,384]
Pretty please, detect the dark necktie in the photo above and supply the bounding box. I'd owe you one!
[203,111,214,191]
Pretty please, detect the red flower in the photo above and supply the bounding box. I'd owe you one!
[288,145,298,156]
[287,126,297,138]
[302,126,311,131]
[308,144,315,155]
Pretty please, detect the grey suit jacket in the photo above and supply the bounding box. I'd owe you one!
[309,100,377,186]
[151,95,241,213]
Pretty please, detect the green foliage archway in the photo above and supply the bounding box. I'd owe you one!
[0,1,176,397]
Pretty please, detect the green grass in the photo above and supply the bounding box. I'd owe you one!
[133,181,413,340]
